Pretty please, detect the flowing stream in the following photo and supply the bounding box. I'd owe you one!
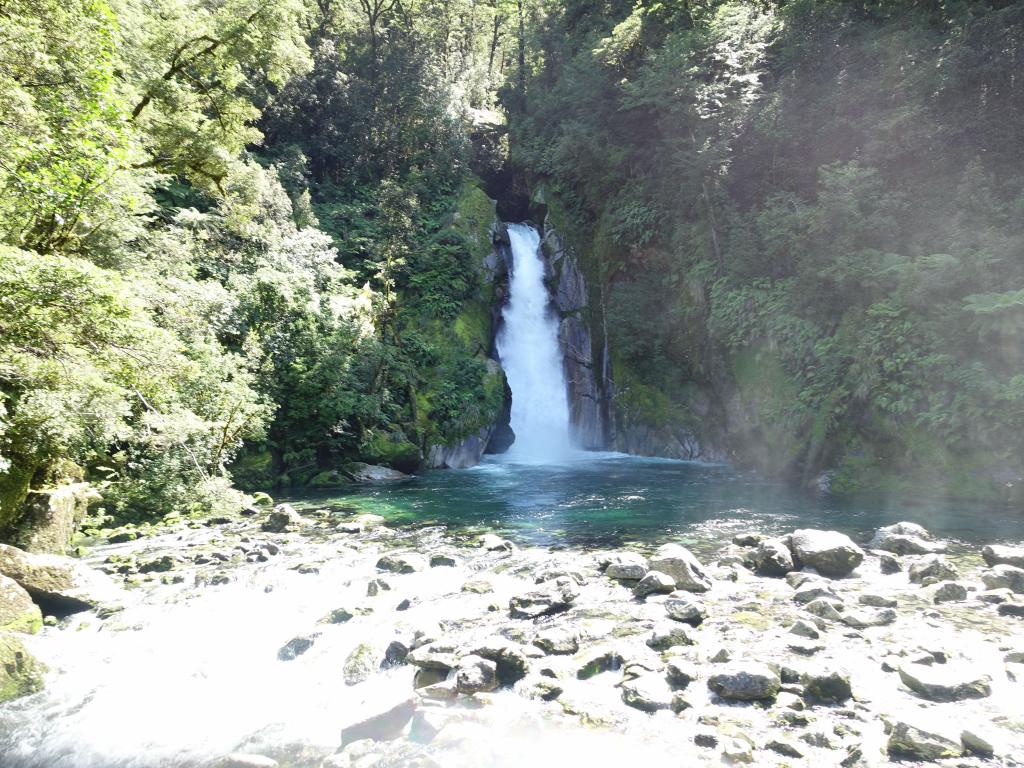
[495,223,573,462]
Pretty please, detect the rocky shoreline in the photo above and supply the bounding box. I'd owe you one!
[0,504,1023,767]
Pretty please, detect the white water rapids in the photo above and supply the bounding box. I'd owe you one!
[495,223,574,463]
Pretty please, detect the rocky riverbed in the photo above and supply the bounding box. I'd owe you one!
[0,504,1023,768]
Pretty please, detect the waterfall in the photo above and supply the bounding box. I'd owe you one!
[496,223,573,462]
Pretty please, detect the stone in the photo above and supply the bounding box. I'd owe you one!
[509,578,578,619]
[621,672,675,712]
[721,737,754,763]
[261,504,305,532]
[732,533,763,547]
[278,634,316,661]
[789,529,864,578]
[879,553,902,574]
[429,554,458,568]
[647,624,694,651]
[455,654,498,694]
[801,668,852,702]
[576,647,626,679]
[603,552,649,580]
[0,544,119,615]
[858,593,897,608]
[367,578,391,596]
[347,463,410,482]
[998,602,1024,617]
[664,593,707,625]
[344,642,379,685]
[648,544,712,593]
[0,633,45,703]
[870,522,943,555]
[0,575,42,634]
[793,583,842,605]
[981,564,1024,594]
[533,627,579,655]
[909,555,959,584]
[753,538,794,577]
[14,483,99,555]
[766,739,804,758]
[479,533,515,552]
[785,572,818,589]
[665,657,698,689]
[898,663,991,702]
[375,552,428,574]
[633,570,675,598]
[982,544,1024,569]
[319,608,355,625]
[709,647,732,663]
[804,599,843,622]
[707,663,781,701]
[460,578,493,594]
[978,588,1013,604]
[788,640,824,656]
[789,619,820,639]
[219,755,278,768]
[933,581,968,603]
[887,719,963,761]
[960,727,999,756]
[840,608,896,628]
[340,695,416,746]
[468,638,531,685]
[407,642,459,673]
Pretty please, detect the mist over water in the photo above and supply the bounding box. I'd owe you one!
[496,223,574,463]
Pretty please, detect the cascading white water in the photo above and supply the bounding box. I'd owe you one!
[496,224,573,462]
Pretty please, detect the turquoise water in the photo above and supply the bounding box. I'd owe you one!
[289,453,1024,550]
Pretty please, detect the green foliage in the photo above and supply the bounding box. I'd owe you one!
[519,0,1024,493]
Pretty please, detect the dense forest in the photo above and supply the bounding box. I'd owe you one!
[2,0,1023,542]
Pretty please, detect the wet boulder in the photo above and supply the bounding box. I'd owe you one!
[981,564,1024,594]
[347,463,410,482]
[752,538,794,577]
[277,634,317,661]
[633,570,675,598]
[468,638,531,685]
[344,642,379,685]
[509,577,579,619]
[0,575,42,634]
[665,657,699,689]
[840,608,896,628]
[800,668,852,703]
[621,672,676,713]
[603,552,648,581]
[647,623,694,651]
[870,522,944,556]
[788,529,864,578]
[933,581,969,603]
[260,504,306,533]
[13,483,99,555]
[479,533,515,553]
[649,544,712,593]
[909,555,959,585]
[0,543,120,615]
[982,544,1024,569]
[455,654,498,694]
[664,594,707,626]
[375,552,428,574]
[708,663,781,701]
[0,633,45,703]
[533,627,579,656]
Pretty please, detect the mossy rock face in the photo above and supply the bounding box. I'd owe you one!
[0,633,45,702]
[0,575,42,634]
[360,433,422,474]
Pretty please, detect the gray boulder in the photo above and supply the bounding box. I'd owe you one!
[982,544,1024,569]
[0,633,45,703]
[647,623,694,651]
[344,642,379,685]
[533,627,579,656]
[887,718,963,761]
[909,555,959,585]
[0,543,119,614]
[649,544,712,593]
[261,503,306,533]
[664,594,707,626]
[509,578,579,619]
[604,552,649,580]
[789,529,864,577]
[14,483,99,555]
[339,695,416,746]
[898,663,991,702]
[375,552,428,574]
[633,570,675,598]
[753,538,794,577]
[348,463,410,482]
[455,654,498,693]
[707,663,781,701]
[840,608,896,628]
[800,668,852,702]
[870,522,944,555]
[981,564,1024,594]
[479,533,515,552]
[621,672,676,712]
[933,581,968,603]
